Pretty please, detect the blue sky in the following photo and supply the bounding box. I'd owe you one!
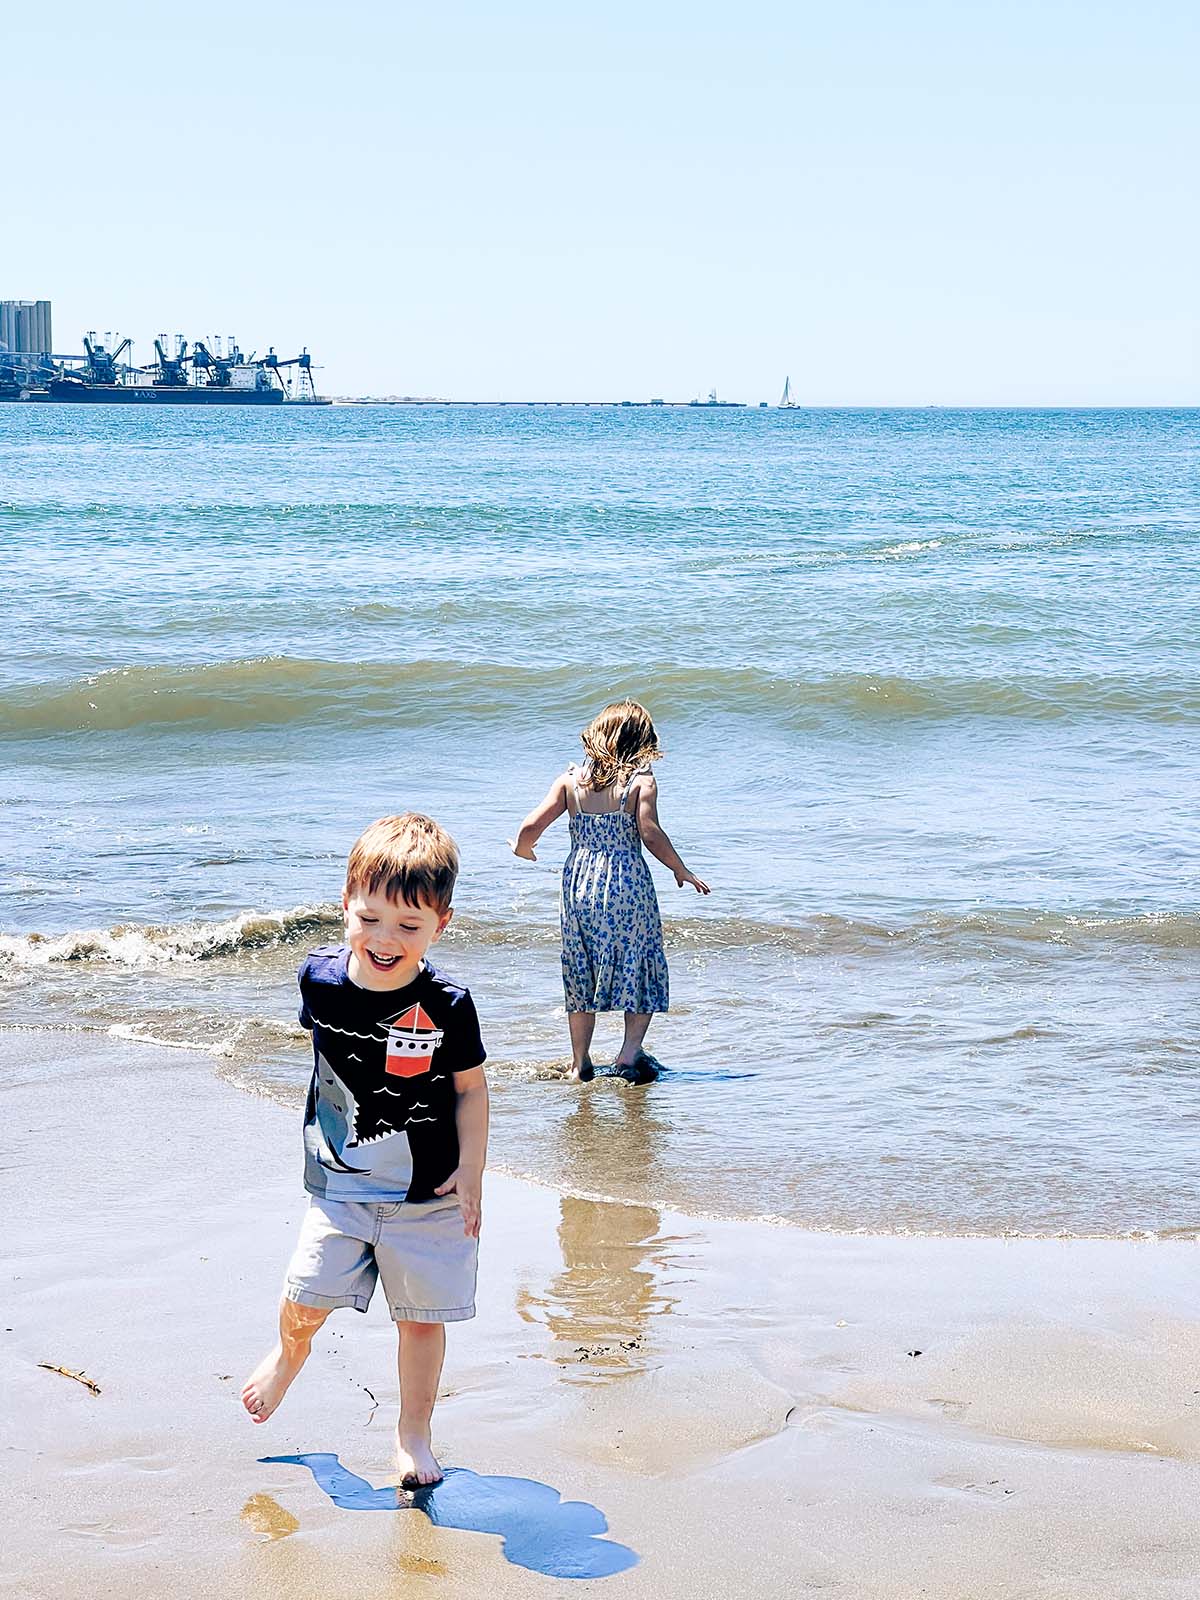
[7,1,1197,401]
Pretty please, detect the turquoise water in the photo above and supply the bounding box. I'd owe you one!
[2,404,1197,1234]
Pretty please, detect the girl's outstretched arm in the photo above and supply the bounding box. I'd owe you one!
[507,774,569,861]
[634,776,710,893]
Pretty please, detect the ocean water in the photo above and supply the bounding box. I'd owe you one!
[2,403,1197,1236]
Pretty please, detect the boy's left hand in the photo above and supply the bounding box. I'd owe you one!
[435,1168,482,1237]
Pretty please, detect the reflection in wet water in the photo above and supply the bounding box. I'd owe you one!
[516,1094,686,1378]
[550,1081,679,1207]
[240,1492,300,1540]
[517,1196,669,1378]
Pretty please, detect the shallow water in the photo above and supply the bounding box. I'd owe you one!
[2,404,1197,1235]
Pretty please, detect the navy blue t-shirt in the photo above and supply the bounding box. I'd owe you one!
[298,945,486,1203]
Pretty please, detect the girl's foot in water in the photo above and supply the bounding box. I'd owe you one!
[613,1051,656,1084]
[568,1056,595,1082]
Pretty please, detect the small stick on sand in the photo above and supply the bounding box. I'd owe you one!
[38,1362,101,1395]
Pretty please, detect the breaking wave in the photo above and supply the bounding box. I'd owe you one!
[3,903,1199,974]
[0,903,342,969]
[3,656,1199,738]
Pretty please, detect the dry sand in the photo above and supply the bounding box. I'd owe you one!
[2,1033,1199,1599]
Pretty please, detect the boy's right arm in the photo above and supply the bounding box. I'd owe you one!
[507,774,568,861]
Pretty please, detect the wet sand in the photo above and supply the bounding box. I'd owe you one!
[3,1034,1199,1599]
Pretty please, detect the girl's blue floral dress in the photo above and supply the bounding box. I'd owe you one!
[560,765,669,1014]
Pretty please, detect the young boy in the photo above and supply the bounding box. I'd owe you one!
[242,813,488,1487]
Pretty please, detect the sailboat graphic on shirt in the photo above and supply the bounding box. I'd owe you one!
[385,1003,444,1077]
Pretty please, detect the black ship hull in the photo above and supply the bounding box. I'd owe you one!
[47,379,284,405]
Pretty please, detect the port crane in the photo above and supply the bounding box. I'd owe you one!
[82,333,132,385]
[188,339,240,387]
[260,347,321,400]
[152,336,190,387]
[146,337,245,388]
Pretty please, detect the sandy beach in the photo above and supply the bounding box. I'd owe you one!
[1,1031,1197,1599]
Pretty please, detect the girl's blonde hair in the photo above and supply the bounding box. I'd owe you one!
[579,700,662,791]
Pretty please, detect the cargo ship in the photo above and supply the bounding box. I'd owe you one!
[38,334,328,405]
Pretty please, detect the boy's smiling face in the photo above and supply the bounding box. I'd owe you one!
[342,886,452,991]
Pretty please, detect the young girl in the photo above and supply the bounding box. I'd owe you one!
[509,700,709,1081]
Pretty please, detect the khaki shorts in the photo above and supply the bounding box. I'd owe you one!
[284,1196,477,1323]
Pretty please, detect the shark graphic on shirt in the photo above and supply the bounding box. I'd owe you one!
[311,1056,371,1173]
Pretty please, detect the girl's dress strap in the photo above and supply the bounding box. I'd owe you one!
[565,764,583,817]
[618,766,649,813]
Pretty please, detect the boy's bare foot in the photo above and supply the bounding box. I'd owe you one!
[567,1057,594,1082]
[397,1428,443,1487]
[241,1342,306,1424]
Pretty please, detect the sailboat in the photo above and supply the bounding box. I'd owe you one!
[778,376,797,409]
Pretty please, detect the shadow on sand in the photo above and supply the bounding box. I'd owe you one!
[260,1453,638,1578]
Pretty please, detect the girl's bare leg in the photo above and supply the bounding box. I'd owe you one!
[396,1320,446,1486]
[615,1012,653,1069]
[568,1011,596,1081]
[241,1297,330,1423]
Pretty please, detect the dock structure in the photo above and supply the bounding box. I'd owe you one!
[334,398,748,408]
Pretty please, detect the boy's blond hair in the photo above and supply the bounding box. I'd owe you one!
[580,700,662,790]
[345,813,459,913]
